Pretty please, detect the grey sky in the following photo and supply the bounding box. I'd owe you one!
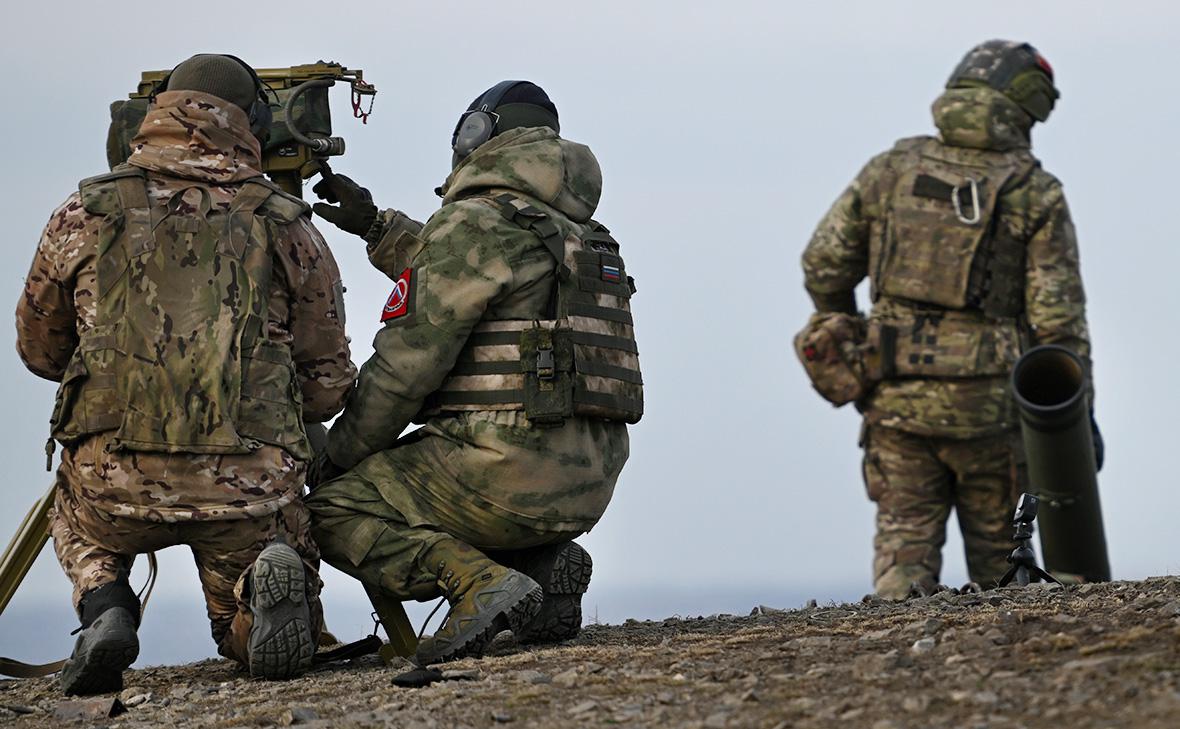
[2,1,1178,664]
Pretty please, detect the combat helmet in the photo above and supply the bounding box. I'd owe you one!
[947,40,1060,122]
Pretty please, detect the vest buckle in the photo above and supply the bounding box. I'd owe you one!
[537,347,556,381]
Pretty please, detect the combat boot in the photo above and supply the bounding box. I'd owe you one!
[494,541,592,644]
[60,579,141,696]
[414,538,543,666]
[246,541,315,680]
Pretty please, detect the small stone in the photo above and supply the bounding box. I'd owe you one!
[858,627,896,643]
[792,636,833,649]
[169,685,191,700]
[508,669,550,684]
[552,668,579,688]
[279,707,320,725]
[491,710,514,723]
[704,712,731,728]
[52,698,127,722]
[741,689,759,702]
[1162,600,1180,617]
[583,662,605,674]
[911,637,936,655]
[124,693,151,708]
[983,628,1008,645]
[441,669,480,681]
[568,700,599,715]
[1,705,35,715]
[656,691,676,705]
[903,695,930,713]
[872,720,901,729]
[974,691,999,705]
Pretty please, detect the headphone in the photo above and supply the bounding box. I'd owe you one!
[152,54,274,139]
[451,80,526,159]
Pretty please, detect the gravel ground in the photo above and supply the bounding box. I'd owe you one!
[3,577,1180,728]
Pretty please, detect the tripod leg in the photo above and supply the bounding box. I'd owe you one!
[998,565,1020,587]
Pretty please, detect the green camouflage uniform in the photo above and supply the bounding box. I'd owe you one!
[802,85,1091,597]
[16,91,356,661]
[307,127,631,603]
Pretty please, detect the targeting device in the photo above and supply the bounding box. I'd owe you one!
[106,61,377,197]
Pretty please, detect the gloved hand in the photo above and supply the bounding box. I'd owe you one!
[1090,410,1105,472]
[312,169,378,238]
[307,449,346,490]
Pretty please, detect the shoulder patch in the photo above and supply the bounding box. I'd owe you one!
[381,268,414,322]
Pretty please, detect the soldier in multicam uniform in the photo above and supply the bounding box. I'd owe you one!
[801,41,1099,599]
[307,81,642,665]
[16,55,356,693]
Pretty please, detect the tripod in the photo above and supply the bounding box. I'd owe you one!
[998,493,1061,587]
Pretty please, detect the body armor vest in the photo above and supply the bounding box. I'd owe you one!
[867,137,1036,379]
[50,165,312,458]
[422,193,643,425]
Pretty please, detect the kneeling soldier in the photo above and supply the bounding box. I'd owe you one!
[308,81,642,664]
[16,54,356,693]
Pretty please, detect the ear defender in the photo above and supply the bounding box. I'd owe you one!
[451,80,526,159]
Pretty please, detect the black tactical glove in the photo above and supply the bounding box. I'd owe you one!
[307,449,346,490]
[1090,410,1105,472]
[312,169,379,238]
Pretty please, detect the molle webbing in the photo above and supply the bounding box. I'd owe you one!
[868,307,1022,379]
[423,194,643,424]
[875,139,1034,318]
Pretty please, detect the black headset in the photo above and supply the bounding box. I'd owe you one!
[152,54,274,139]
[451,80,526,159]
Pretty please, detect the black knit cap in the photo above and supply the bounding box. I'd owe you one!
[166,54,259,114]
[468,81,560,135]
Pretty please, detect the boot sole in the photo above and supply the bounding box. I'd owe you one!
[60,608,139,696]
[518,542,592,644]
[415,573,543,666]
[248,544,314,680]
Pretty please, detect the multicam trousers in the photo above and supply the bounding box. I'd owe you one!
[50,481,323,665]
[862,424,1025,599]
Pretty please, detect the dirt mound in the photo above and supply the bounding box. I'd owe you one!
[4,577,1180,728]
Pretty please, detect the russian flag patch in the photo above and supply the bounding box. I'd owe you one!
[601,264,622,283]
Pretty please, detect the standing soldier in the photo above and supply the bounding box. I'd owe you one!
[307,80,642,665]
[799,41,1098,599]
[16,54,356,693]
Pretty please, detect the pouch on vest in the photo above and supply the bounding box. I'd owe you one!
[866,312,1022,379]
[424,193,643,425]
[794,312,872,406]
[876,142,1030,313]
[520,325,574,426]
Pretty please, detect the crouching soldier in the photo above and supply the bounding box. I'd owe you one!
[16,54,356,693]
[307,81,642,665]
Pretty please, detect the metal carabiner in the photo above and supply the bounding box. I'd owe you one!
[952,178,982,225]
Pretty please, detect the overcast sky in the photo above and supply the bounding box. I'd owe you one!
[2,1,1178,665]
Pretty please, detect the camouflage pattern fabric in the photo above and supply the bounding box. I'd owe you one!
[323,126,628,527]
[308,439,584,602]
[802,83,1090,599]
[49,472,323,665]
[308,126,630,602]
[863,425,1023,599]
[803,85,1091,439]
[16,90,355,521]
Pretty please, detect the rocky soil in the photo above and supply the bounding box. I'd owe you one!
[4,578,1180,728]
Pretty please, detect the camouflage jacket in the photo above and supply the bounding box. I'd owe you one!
[16,91,357,521]
[328,127,629,530]
[802,86,1091,438]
